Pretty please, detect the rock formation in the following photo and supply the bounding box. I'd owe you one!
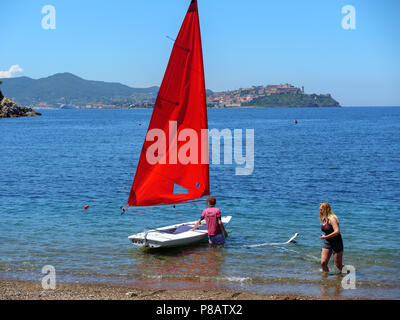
[0,89,41,118]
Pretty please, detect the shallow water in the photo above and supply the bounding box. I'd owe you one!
[0,107,399,299]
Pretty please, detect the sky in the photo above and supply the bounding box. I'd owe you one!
[1,0,399,106]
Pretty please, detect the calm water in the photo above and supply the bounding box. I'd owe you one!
[0,107,399,299]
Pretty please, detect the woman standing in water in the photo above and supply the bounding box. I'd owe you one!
[319,202,344,272]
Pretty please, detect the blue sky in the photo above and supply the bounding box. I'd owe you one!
[1,0,399,106]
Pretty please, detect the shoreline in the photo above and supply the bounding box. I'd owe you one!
[0,279,369,300]
[33,106,341,110]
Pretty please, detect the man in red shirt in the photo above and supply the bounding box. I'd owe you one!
[191,197,228,245]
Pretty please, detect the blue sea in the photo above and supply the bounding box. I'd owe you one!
[1,107,399,299]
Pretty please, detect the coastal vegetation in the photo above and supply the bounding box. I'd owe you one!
[242,92,340,108]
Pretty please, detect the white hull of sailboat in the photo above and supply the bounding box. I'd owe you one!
[128,216,232,248]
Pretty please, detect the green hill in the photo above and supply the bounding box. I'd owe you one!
[0,73,159,106]
[243,92,340,108]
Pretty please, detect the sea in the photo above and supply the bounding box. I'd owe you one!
[0,107,399,299]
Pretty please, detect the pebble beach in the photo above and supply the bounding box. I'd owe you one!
[1,280,366,300]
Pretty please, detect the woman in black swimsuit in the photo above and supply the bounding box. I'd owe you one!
[319,202,344,272]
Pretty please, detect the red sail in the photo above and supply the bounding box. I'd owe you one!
[127,0,209,207]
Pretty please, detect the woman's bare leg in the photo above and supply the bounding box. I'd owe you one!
[334,251,343,271]
[321,248,332,272]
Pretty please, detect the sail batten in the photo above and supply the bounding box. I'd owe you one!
[127,0,209,207]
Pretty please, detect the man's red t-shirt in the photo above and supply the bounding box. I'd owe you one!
[201,207,222,236]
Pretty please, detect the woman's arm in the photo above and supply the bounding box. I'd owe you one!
[321,218,340,239]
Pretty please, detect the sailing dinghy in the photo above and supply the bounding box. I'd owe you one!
[129,216,232,249]
[124,0,231,248]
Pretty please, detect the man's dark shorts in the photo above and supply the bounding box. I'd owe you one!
[208,233,225,245]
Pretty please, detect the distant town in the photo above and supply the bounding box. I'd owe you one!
[33,99,155,110]
[33,83,337,109]
[208,84,305,107]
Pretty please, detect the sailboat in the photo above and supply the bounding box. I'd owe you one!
[124,0,232,248]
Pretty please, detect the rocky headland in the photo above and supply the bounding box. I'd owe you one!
[0,88,41,118]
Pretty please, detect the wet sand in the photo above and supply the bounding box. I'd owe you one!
[0,280,364,300]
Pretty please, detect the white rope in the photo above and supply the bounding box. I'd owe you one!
[245,233,300,248]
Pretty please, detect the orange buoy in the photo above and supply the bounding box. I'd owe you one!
[123,186,127,190]
[84,205,89,210]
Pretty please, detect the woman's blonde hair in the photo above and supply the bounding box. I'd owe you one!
[319,202,339,224]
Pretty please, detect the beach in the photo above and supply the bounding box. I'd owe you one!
[1,279,364,300]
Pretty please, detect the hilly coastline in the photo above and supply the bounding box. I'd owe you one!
[0,73,158,107]
[0,73,340,109]
[208,84,340,108]
[243,92,340,108]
